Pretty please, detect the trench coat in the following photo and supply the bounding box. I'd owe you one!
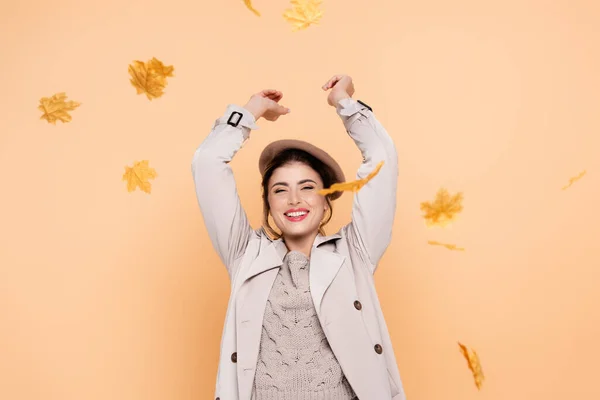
[191,97,407,400]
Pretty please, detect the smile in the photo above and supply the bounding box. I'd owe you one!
[284,210,309,222]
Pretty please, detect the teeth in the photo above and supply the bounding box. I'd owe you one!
[286,211,307,217]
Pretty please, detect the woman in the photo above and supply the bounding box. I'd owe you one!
[192,74,407,400]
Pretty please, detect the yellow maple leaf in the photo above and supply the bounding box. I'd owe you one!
[38,92,81,124]
[147,57,175,79]
[122,160,158,193]
[561,170,586,190]
[458,342,485,390]
[318,161,384,196]
[420,188,464,227]
[128,57,174,100]
[427,240,465,251]
[283,0,324,31]
[243,0,260,15]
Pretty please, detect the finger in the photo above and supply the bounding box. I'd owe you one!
[267,96,282,104]
[323,77,339,90]
[331,74,346,86]
[321,78,334,90]
[322,75,342,90]
[277,104,291,114]
[259,89,279,97]
[267,92,283,101]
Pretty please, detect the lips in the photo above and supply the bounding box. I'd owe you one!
[284,208,309,222]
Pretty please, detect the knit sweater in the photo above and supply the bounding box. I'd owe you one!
[251,251,357,400]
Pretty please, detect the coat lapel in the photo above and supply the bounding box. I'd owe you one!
[241,237,287,284]
[309,233,345,314]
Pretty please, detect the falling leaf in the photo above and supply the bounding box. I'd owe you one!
[420,188,464,227]
[318,161,384,196]
[128,60,164,100]
[146,57,175,79]
[243,0,260,15]
[283,0,324,31]
[122,160,158,193]
[38,92,81,124]
[561,170,586,190]
[458,342,485,390]
[128,57,175,100]
[428,240,465,251]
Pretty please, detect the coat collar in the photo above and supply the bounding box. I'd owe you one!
[241,230,344,310]
[308,242,345,312]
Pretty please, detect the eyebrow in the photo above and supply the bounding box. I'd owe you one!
[271,179,317,189]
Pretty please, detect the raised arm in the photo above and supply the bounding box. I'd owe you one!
[323,75,399,273]
[191,90,291,279]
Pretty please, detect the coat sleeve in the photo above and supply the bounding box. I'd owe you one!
[191,104,259,279]
[337,98,399,273]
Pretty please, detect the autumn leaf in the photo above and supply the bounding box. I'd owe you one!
[129,60,165,100]
[38,92,81,124]
[122,160,158,193]
[243,0,260,15]
[146,57,174,79]
[318,161,384,196]
[561,170,586,190]
[283,0,324,31]
[420,188,464,227]
[128,57,174,100]
[428,240,465,251]
[458,342,485,390]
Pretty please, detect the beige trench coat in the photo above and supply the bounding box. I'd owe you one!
[192,97,407,400]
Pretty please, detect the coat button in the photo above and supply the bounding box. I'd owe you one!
[354,300,362,310]
[374,344,383,354]
[231,352,237,363]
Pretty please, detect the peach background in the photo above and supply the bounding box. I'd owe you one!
[1,0,599,399]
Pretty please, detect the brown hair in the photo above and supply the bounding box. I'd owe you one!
[261,148,336,239]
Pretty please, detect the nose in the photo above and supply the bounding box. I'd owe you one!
[287,189,300,205]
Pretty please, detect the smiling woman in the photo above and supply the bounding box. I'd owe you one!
[259,144,343,256]
[191,74,406,400]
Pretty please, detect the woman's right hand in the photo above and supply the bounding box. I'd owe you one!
[244,89,291,122]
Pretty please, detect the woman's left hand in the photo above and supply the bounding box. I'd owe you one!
[322,74,355,107]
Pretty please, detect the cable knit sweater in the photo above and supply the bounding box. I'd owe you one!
[251,250,357,400]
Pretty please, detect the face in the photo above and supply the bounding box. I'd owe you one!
[267,162,329,240]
